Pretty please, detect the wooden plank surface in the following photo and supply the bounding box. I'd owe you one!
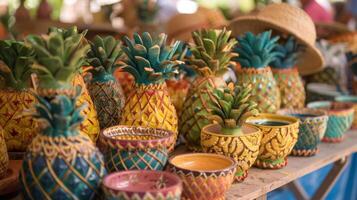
[226,131,357,200]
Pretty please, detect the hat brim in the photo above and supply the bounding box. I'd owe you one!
[229,16,325,76]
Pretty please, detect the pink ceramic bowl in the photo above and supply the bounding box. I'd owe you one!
[102,170,182,200]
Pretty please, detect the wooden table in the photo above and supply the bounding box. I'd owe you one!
[226,131,357,200]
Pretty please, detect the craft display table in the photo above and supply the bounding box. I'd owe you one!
[226,131,357,200]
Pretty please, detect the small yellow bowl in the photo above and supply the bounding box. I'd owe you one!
[246,113,299,169]
[201,123,261,182]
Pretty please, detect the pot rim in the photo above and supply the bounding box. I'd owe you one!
[201,123,261,138]
[277,108,328,121]
[246,113,299,128]
[168,153,237,175]
[102,170,182,194]
[100,125,174,147]
[307,101,354,116]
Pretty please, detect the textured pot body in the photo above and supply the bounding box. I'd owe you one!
[100,126,174,172]
[166,79,190,115]
[272,68,305,109]
[201,124,261,182]
[19,134,107,200]
[307,101,354,142]
[0,89,38,152]
[72,74,100,142]
[0,127,9,178]
[335,96,357,129]
[88,80,125,129]
[120,83,178,151]
[102,170,182,200]
[179,76,226,151]
[247,114,299,169]
[167,153,236,200]
[236,67,281,113]
[278,109,328,156]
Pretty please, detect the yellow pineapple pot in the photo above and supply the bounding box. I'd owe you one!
[28,27,100,142]
[201,83,262,182]
[0,40,38,152]
[179,28,237,151]
[270,36,305,109]
[246,113,299,169]
[233,31,281,113]
[119,32,182,151]
[0,126,9,178]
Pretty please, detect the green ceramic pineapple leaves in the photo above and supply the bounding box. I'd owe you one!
[208,83,259,131]
[86,35,123,82]
[34,87,86,137]
[120,32,182,85]
[26,27,89,90]
[270,36,302,69]
[189,28,237,76]
[0,40,35,90]
[234,30,282,69]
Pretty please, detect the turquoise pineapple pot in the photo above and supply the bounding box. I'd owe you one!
[100,126,174,172]
[307,101,354,142]
[20,94,107,200]
[278,109,328,156]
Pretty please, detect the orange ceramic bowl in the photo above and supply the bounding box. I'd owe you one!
[167,153,236,200]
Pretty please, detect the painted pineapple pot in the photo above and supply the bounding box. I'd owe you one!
[233,31,281,113]
[270,36,305,109]
[100,126,174,172]
[29,27,100,142]
[0,126,9,178]
[201,83,261,182]
[247,114,299,169]
[179,28,237,151]
[86,36,125,129]
[0,40,38,152]
[20,94,106,200]
[278,109,328,156]
[119,32,181,151]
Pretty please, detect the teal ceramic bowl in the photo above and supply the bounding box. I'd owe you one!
[307,101,354,142]
[278,109,328,156]
[335,96,357,129]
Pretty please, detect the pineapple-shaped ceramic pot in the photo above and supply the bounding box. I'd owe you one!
[119,32,181,150]
[0,40,38,152]
[86,36,125,129]
[19,93,107,199]
[233,31,281,113]
[270,36,305,109]
[27,27,100,142]
[179,28,237,151]
[0,126,9,178]
[201,83,262,182]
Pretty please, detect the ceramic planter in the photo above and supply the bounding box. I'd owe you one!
[100,126,174,172]
[246,114,299,169]
[235,66,281,113]
[167,153,236,200]
[102,170,182,200]
[272,68,305,109]
[201,124,261,182]
[335,96,357,129]
[278,109,328,156]
[166,79,190,114]
[0,127,9,179]
[307,101,354,142]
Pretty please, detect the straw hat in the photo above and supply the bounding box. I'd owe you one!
[165,7,227,42]
[229,3,324,76]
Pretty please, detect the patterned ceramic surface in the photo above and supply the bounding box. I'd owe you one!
[167,153,236,200]
[335,96,357,129]
[247,114,299,169]
[307,101,354,142]
[100,126,174,172]
[201,124,261,182]
[278,109,328,156]
[102,170,182,200]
